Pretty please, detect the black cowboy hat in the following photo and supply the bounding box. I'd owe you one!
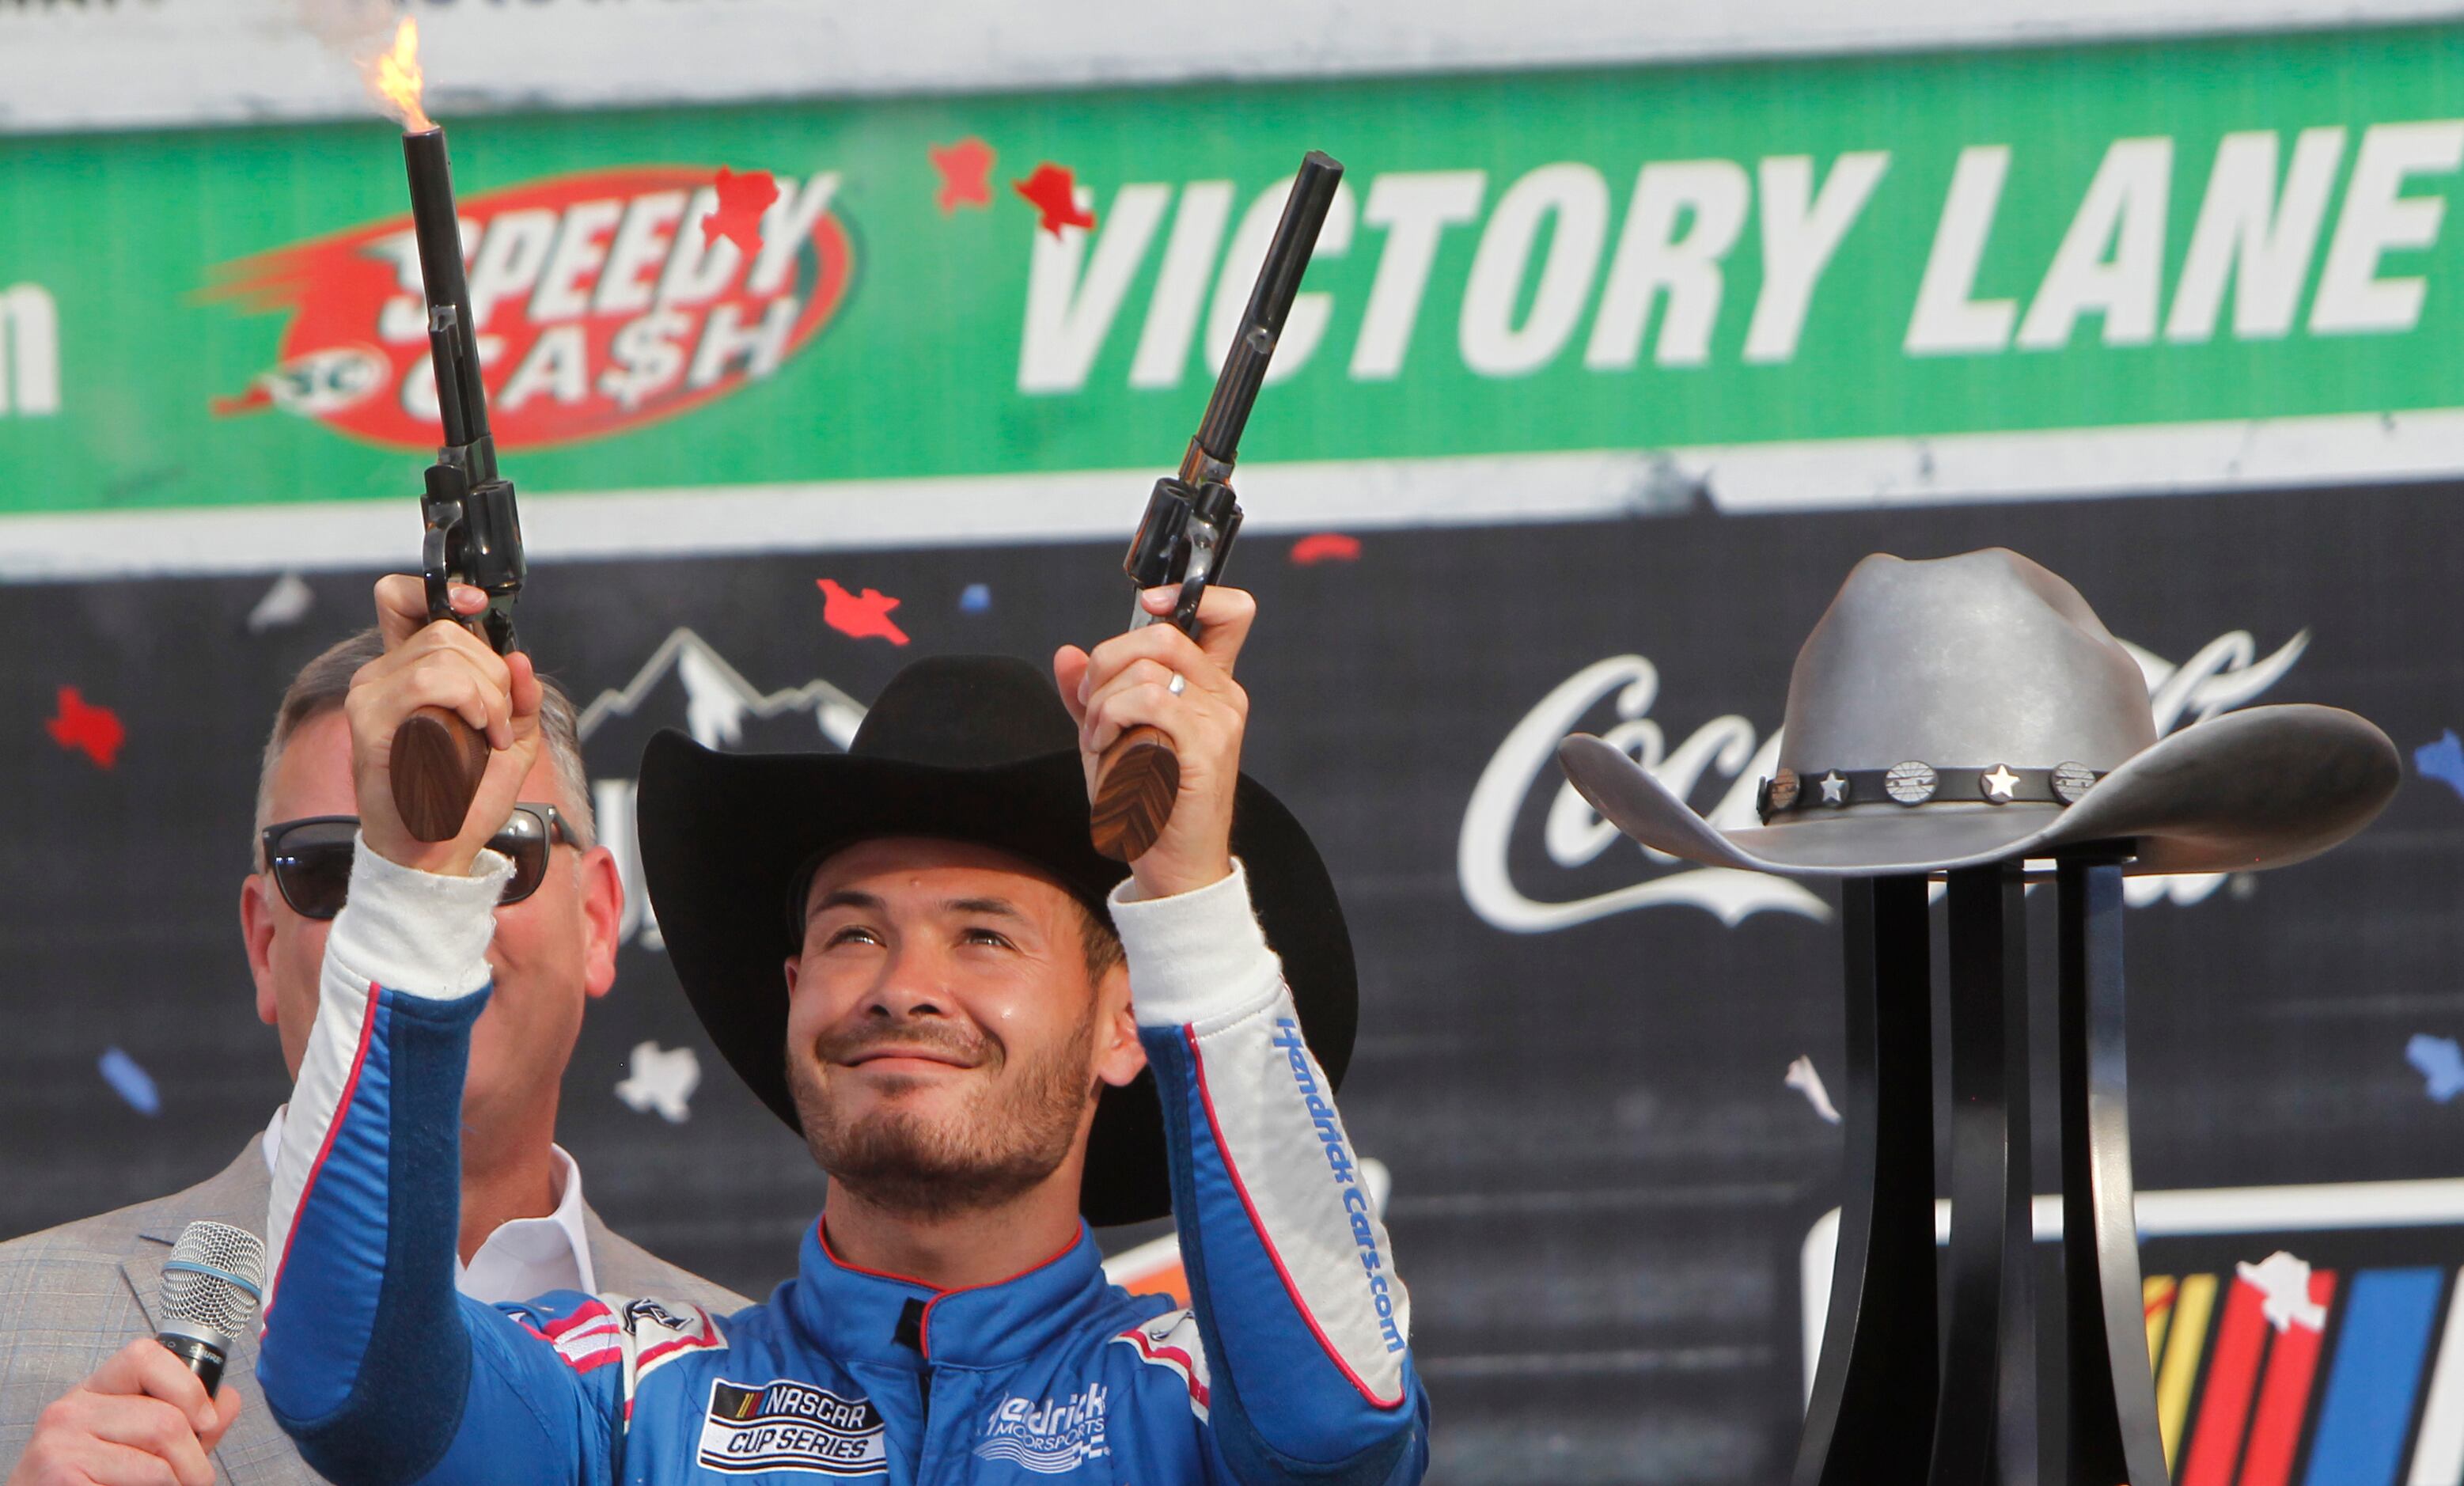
[635,653,1358,1226]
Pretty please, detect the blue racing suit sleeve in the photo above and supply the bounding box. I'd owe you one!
[255,841,627,1485]
[1112,862,1431,1486]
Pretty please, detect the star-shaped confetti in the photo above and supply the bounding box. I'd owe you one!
[930,137,995,214]
[46,685,124,768]
[1982,764,2019,801]
[1014,162,1095,237]
[703,166,779,260]
[818,578,912,646]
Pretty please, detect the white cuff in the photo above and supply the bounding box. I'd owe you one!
[1110,859,1282,1028]
[324,835,513,1002]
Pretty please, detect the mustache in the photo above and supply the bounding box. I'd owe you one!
[813,1019,993,1069]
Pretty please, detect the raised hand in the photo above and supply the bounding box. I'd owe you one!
[347,575,543,877]
[1056,585,1257,899]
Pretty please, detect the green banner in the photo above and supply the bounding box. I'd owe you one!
[3,24,2462,521]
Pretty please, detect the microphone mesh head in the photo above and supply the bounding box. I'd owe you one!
[159,1221,267,1342]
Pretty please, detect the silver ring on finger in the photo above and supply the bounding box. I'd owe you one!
[1166,671,1187,697]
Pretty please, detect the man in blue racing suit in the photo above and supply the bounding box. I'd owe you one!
[256,574,1428,1484]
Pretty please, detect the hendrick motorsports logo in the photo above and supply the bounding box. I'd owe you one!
[698,1378,886,1477]
[204,167,851,450]
[973,1385,1111,1474]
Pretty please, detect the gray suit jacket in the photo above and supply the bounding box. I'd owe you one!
[0,1141,751,1483]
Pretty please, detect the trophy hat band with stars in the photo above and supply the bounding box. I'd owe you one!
[1559,547,2400,878]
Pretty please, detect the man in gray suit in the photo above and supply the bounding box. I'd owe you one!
[0,628,745,1486]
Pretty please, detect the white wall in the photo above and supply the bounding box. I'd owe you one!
[2,0,2461,136]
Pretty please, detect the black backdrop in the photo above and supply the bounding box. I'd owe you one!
[5,480,2458,1484]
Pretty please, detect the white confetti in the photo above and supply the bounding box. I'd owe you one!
[2238,1250,2329,1333]
[1784,1055,1843,1124]
[247,572,315,633]
[615,1041,700,1124]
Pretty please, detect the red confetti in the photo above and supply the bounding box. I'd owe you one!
[46,686,124,768]
[930,137,995,214]
[702,166,779,261]
[817,579,912,646]
[1291,533,1363,566]
[1013,163,1095,237]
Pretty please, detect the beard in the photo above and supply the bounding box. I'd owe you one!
[789,1004,1100,1222]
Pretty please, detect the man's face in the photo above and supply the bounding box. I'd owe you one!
[783,837,1143,1219]
[240,709,624,1132]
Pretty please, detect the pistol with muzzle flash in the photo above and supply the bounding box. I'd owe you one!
[392,125,526,843]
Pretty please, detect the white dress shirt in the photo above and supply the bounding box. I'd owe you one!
[260,1105,596,1305]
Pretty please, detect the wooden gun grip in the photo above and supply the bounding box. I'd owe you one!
[391,705,490,843]
[1090,724,1180,862]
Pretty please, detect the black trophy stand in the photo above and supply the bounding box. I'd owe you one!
[1794,847,2171,1486]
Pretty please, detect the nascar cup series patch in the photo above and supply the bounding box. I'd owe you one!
[697,1378,887,1477]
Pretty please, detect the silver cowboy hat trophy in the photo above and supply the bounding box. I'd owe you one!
[1559,548,2399,878]
[1554,548,2398,1486]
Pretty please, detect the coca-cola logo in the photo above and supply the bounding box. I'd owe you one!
[1460,630,2311,931]
[207,167,852,449]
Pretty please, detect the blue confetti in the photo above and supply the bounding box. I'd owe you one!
[960,583,992,613]
[2417,730,2464,801]
[2409,1034,2464,1103]
[98,1046,160,1116]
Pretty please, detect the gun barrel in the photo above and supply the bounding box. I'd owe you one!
[402,128,493,457]
[1187,150,1343,477]
[1243,151,1345,342]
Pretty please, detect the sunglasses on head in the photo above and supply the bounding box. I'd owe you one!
[259,804,582,921]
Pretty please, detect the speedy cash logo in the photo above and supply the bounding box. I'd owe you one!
[205,167,851,449]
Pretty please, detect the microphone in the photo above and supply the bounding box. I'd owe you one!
[156,1220,266,1394]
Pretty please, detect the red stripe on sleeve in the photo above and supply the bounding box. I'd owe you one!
[1183,1026,1404,1410]
[263,980,384,1319]
[1122,1325,1212,1408]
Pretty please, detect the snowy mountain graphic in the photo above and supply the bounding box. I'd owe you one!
[576,627,867,751]
[574,629,871,950]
